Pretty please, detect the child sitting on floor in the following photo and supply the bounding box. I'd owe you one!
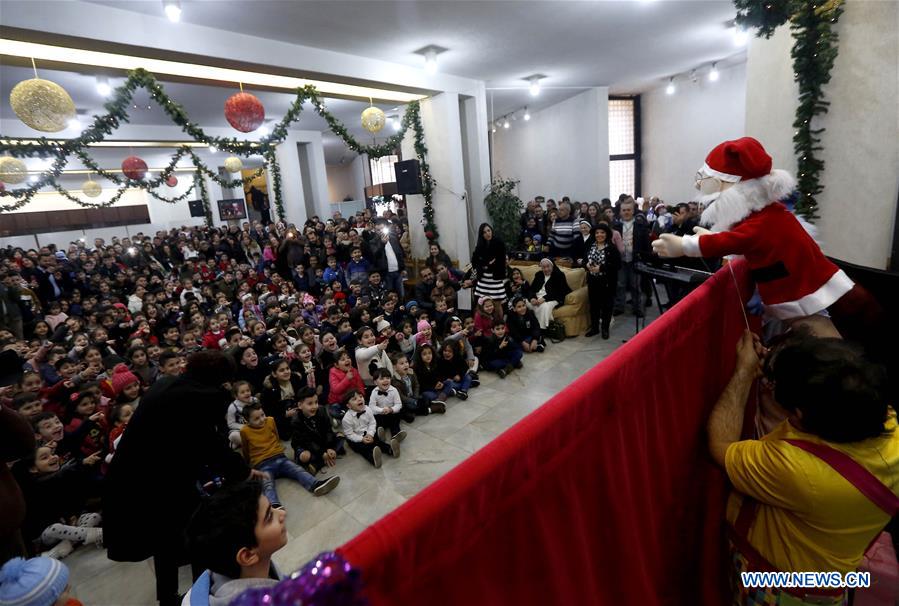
[390,352,445,418]
[12,445,103,560]
[507,295,545,353]
[481,321,524,378]
[240,405,339,509]
[290,386,342,475]
[368,368,407,442]
[340,390,399,469]
[227,380,254,449]
[185,480,285,605]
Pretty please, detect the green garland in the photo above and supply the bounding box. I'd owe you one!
[0,68,438,241]
[195,169,213,227]
[263,148,285,221]
[735,0,844,220]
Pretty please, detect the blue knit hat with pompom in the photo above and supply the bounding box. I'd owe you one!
[0,557,69,606]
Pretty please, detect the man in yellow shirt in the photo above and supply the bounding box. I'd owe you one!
[240,406,339,508]
[708,331,898,604]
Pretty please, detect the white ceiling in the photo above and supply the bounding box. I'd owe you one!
[84,0,743,109]
[3,0,744,162]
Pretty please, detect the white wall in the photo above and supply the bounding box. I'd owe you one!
[326,164,356,203]
[744,0,899,269]
[642,62,747,204]
[492,88,609,203]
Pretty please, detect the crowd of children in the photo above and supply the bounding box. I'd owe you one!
[0,208,556,570]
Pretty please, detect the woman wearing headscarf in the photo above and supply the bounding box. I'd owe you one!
[582,224,621,339]
[527,258,571,329]
[570,219,593,266]
[465,223,508,305]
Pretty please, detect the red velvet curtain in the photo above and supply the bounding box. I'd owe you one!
[340,262,753,605]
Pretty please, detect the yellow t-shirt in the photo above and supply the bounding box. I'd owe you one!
[725,412,898,573]
[240,417,284,467]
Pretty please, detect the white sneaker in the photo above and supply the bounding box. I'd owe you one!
[42,540,74,560]
[83,527,104,546]
[376,426,387,442]
[393,430,407,443]
[390,437,401,458]
[372,446,383,469]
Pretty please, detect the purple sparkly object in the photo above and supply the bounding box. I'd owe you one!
[229,551,367,606]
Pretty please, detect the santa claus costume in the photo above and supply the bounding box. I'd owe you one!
[661,136,856,320]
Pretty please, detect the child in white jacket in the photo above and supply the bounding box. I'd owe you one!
[340,389,401,469]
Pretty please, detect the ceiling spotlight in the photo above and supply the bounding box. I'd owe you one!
[528,76,542,97]
[96,76,111,97]
[163,0,182,22]
[503,119,510,129]
[733,25,749,47]
[665,78,676,95]
[709,63,720,82]
[491,126,497,133]
[523,108,531,121]
[209,146,217,154]
[424,49,438,74]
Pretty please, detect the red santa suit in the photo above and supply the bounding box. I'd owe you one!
[676,137,854,320]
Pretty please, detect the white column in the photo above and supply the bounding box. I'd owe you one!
[401,93,471,265]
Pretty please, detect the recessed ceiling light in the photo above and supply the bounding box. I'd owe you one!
[665,78,676,95]
[96,76,111,97]
[503,119,510,129]
[163,0,181,22]
[523,108,531,121]
[709,63,719,82]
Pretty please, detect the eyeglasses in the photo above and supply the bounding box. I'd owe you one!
[694,172,717,187]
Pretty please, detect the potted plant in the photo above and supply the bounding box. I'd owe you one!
[484,177,523,247]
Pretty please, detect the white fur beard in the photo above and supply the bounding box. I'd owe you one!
[699,170,797,232]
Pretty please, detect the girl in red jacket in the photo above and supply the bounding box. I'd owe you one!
[328,349,364,419]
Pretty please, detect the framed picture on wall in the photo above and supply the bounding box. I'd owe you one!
[217,198,247,221]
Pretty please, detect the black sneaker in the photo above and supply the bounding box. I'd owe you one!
[431,398,447,407]
[470,378,481,388]
[312,475,340,496]
[536,343,546,353]
[457,390,468,400]
[505,364,514,374]
[497,368,507,379]
[429,402,446,414]
[389,437,401,458]
[447,387,457,398]
[372,446,383,468]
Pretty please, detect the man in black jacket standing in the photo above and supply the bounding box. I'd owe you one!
[367,219,406,300]
[103,351,266,606]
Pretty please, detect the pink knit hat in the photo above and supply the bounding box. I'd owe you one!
[110,363,140,396]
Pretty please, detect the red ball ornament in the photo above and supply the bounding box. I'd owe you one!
[224,92,265,133]
[425,231,435,240]
[165,175,178,187]
[121,156,148,180]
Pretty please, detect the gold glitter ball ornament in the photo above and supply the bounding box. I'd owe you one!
[361,106,386,133]
[224,156,243,173]
[10,78,76,133]
[0,157,28,184]
[82,180,102,198]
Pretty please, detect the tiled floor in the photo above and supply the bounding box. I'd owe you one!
[64,309,657,605]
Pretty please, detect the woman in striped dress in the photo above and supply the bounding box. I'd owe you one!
[464,223,507,305]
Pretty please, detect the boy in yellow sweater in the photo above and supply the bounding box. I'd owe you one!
[240,405,339,508]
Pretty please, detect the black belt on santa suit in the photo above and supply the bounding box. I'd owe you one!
[750,261,789,283]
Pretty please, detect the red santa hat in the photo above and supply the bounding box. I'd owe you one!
[700,137,772,183]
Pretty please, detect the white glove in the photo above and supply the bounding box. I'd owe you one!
[693,226,712,237]
[652,233,684,258]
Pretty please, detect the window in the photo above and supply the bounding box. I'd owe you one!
[608,97,641,200]
[370,154,399,186]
